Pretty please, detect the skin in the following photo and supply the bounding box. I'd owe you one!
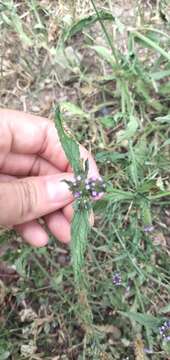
[0,109,99,247]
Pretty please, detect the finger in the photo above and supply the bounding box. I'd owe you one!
[0,152,60,176]
[0,109,100,178]
[63,203,94,226]
[0,174,15,181]
[0,109,68,171]
[0,173,74,226]
[15,221,48,247]
[44,211,71,244]
[62,203,74,223]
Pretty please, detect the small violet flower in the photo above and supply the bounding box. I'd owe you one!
[112,272,121,286]
[70,175,106,206]
[159,320,170,341]
[92,191,98,198]
[144,225,154,233]
[74,192,81,198]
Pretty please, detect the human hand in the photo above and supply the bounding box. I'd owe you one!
[0,109,99,247]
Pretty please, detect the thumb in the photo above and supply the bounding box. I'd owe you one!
[0,174,74,226]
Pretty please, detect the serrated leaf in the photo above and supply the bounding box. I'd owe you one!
[62,11,115,42]
[140,199,152,226]
[134,31,170,61]
[159,304,170,314]
[71,209,89,285]
[54,107,81,175]
[156,114,170,123]
[61,101,89,119]
[15,249,31,276]
[120,311,163,330]
[89,45,116,66]
[96,151,128,163]
[105,188,134,202]
[151,69,170,81]
[117,115,138,142]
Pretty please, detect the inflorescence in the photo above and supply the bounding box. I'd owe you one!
[143,225,154,233]
[159,320,170,341]
[112,272,122,286]
[68,175,106,209]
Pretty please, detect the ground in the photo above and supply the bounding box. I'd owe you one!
[0,1,170,359]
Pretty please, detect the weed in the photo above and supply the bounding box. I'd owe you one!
[0,0,170,359]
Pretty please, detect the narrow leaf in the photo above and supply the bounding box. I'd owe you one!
[71,209,89,285]
[120,311,163,330]
[159,304,170,314]
[62,11,115,42]
[133,31,170,62]
[89,45,116,66]
[54,107,81,175]
[96,151,128,163]
[117,115,138,142]
[105,188,134,202]
[60,101,89,119]
[156,114,170,123]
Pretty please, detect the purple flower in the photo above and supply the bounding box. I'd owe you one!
[74,192,81,198]
[144,348,154,354]
[112,272,121,286]
[92,191,98,198]
[90,176,97,182]
[144,225,154,233]
[159,320,170,341]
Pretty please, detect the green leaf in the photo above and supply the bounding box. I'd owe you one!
[50,273,63,290]
[117,115,138,142]
[140,199,152,226]
[128,141,139,188]
[136,79,163,112]
[150,191,170,200]
[156,114,170,123]
[71,209,89,285]
[120,311,163,330]
[60,101,89,119]
[62,11,115,42]
[54,107,81,175]
[105,188,134,202]
[96,151,128,163]
[0,352,11,360]
[151,69,170,81]
[100,116,115,129]
[15,248,31,276]
[133,31,170,62]
[1,4,32,46]
[159,304,170,314]
[89,45,116,65]
[137,180,157,193]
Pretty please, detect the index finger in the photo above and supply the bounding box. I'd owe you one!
[0,109,99,177]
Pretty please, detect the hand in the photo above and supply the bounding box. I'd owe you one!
[0,109,99,247]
